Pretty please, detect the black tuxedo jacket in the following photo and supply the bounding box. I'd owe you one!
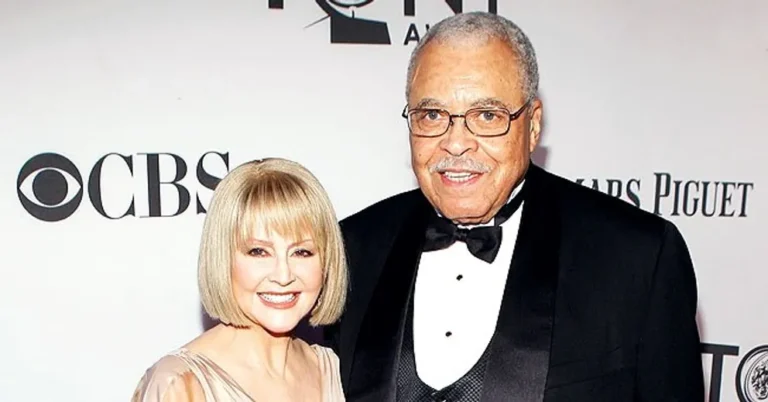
[323,164,704,401]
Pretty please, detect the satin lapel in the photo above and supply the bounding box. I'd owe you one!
[481,164,561,402]
[345,194,431,402]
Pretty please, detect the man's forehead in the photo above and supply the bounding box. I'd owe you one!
[408,55,524,106]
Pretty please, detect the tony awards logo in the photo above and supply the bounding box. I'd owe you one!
[267,0,498,45]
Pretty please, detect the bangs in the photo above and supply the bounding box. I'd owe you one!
[235,173,326,251]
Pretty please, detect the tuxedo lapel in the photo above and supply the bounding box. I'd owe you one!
[481,164,561,401]
[345,193,431,401]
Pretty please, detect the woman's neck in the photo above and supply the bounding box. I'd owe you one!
[210,323,299,378]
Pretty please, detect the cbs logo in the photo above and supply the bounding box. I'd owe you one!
[17,152,229,222]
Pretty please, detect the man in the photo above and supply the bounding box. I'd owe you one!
[324,11,704,402]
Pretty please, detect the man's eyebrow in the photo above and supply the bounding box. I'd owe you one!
[411,97,514,111]
[469,97,511,109]
[413,98,447,109]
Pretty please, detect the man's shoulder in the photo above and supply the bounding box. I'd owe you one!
[338,189,423,268]
[541,167,670,235]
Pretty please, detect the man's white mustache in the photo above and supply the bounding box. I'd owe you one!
[428,157,491,174]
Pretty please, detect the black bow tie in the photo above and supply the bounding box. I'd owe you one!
[423,184,526,263]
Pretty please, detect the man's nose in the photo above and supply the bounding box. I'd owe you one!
[439,117,479,156]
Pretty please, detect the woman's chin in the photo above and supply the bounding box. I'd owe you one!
[248,312,306,336]
[260,321,300,336]
[244,299,315,336]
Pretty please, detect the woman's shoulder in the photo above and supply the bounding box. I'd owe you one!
[307,343,341,373]
[306,343,345,400]
[131,350,208,402]
[308,343,339,359]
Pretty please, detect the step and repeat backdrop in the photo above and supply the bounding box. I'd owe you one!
[0,0,765,401]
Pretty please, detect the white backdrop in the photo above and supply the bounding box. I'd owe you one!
[1,0,766,401]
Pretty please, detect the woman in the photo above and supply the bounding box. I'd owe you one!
[131,158,347,401]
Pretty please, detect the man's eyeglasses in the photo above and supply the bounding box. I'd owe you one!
[401,100,530,138]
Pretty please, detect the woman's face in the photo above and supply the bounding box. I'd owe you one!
[231,224,324,335]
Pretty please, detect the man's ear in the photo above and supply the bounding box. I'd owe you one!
[527,98,543,153]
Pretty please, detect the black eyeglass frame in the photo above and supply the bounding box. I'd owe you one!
[401,99,532,138]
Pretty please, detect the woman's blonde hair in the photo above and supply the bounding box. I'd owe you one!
[197,158,347,327]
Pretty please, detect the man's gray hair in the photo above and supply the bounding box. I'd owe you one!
[405,11,539,102]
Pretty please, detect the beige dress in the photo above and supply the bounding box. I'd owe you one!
[131,344,344,401]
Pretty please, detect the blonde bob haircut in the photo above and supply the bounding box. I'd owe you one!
[198,158,347,327]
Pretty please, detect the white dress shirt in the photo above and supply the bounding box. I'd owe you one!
[412,183,524,390]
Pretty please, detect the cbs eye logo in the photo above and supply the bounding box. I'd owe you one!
[17,153,83,223]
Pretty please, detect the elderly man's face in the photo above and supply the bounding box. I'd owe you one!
[407,38,542,225]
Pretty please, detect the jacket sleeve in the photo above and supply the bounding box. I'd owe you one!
[635,222,705,401]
